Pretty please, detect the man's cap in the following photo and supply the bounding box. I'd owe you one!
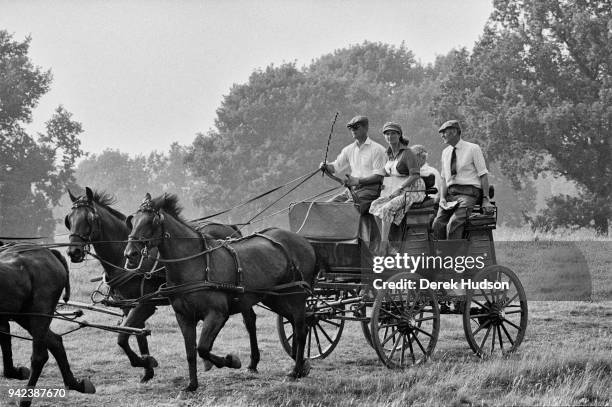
[346,115,369,128]
[438,120,461,133]
[382,121,402,135]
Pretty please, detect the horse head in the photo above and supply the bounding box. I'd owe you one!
[124,193,168,269]
[65,187,101,262]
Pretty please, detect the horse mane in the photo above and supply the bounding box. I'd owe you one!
[151,194,194,231]
[89,190,126,221]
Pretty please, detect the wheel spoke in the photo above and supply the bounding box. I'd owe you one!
[472,319,491,336]
[411,331,427,355]
[470,313,490,318]
[408,333,416,364]
[479,288,492,304]
[316,322,334,344]
[400,334,406,366]
[479,325,492,351]
[502,318,521,330]
[502,292,519,306]
[380,307,402,320]
[287,332,294,343]
[412,326,433,338]
[312,325,323,356]
[472,299,491,310]
[307,326,312,358]
[504,310,523,315]
[381,326,398,347]
[387,332,401,361]
[501,322,515,346]
[379,322,400,328]
[413,315,436,323]
[491,324,496,353]
[497,325,503,350]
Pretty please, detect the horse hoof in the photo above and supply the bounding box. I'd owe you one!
[203,360,214,371]
[140,370,154,383]
[81,378,96,394]
[247,367,258,374]
[226,354,241,369]
[183,383,198,392]
[300,360,311,378]
[5,366,30,380]
[143,356,159,368]
[286,360,311,379]
[19,399,32,407]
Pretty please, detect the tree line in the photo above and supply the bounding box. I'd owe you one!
[2,0,610,236]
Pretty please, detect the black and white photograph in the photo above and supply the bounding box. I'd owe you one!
[0,1,610,406]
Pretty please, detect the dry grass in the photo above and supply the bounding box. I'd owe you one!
[1,226,611,406]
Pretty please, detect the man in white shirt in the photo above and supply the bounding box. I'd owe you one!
[320,115,387,214]
[433,120,493,239]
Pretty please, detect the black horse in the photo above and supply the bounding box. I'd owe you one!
[0,244,95,407]
[65,187,243,382]
[124,194,316,391]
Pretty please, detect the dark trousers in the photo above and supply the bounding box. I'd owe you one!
[328,184,381,215]
[432,185,482,240]
[329,184,381,247]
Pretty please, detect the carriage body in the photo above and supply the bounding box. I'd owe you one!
[279,199,527,367]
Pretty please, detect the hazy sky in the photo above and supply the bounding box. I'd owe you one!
[1,0,493,155]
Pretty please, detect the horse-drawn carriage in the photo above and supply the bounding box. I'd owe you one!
[277,196,528,368]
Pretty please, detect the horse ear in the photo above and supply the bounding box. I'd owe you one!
[64,214,71,229]
[126,215,134,230]
[67,189,78,202]
[85,187,94,202]
[144,193,152,201]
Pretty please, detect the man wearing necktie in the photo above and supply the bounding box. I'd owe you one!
[432,120,492,239]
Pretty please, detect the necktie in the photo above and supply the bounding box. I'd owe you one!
[450,147,457,177]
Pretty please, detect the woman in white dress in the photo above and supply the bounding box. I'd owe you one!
[369,122,426,254]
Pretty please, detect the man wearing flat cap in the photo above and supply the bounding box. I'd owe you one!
[320,115,386,214]
[433,119,492,239]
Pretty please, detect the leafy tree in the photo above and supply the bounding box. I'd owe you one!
[75,145,198,217]
[432,0,612,234]
[0,31,84,238]
[186,42,452,222]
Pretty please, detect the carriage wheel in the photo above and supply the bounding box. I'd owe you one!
[463,265,528,358]
[370,272,440,369]
[277,291,345,360]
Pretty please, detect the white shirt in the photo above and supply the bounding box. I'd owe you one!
[330,137,386,178]
[440,139,488,188]
[420,163,442,201]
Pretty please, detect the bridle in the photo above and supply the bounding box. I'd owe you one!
[125,199,170,271]
[66,198,100,252]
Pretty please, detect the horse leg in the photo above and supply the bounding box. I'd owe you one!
[45,329,95,394]
[18,317,51,407]
[0,319,30,379]
[117,303,158,382]
[174,311,198,392]
[241,308,260,372]
[197,312,240,370]
[288,308,310,379]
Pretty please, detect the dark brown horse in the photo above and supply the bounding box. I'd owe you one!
[65,187,244,382]
[0,244,95,407]
[124,194,315,391]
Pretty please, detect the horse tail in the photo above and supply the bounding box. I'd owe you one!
[51,249,71,303]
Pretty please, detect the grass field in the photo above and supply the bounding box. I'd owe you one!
[1,227,611,406]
